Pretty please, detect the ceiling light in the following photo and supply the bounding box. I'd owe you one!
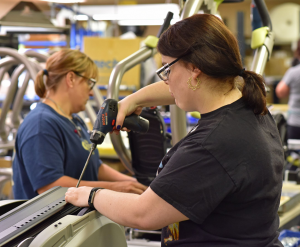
[86,4,180,21]
[41,0,84,3]
[118,19,180,26]
[74,15,89,21]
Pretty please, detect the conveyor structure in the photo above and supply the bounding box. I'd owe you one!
[0,187,127,247]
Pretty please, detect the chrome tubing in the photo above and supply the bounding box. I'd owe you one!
[107,46,157,174]
[0,64,26,142]
[251,0,274,76]
[85,102,97,126]
[0,48,37,83]
[0,57,18,86]
[11,53,45,129]
[24,50,49,63]
[10,72,32,130]
[0,48,37,150]
[170,0,207,145]
[180,0,204,18]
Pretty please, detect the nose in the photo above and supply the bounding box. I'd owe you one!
[89,89,94,96]
[164,80,169,85]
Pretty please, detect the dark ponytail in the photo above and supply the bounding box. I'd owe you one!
[241,71,268,115]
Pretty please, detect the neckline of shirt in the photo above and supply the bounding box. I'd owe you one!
[200,97,245,120]
[39,102,77,122]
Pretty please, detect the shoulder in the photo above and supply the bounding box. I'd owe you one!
[18,103,64,139]
[283,65,300,82]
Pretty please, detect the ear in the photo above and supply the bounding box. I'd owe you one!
[191,65,201,80]
[65,71,75,88]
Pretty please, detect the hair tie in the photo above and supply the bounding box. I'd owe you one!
[43,69,48,88]
[43,69,48,76]
[238,68,245,77]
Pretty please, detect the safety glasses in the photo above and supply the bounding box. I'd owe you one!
[73,71,96,90]
[156,57,181,81]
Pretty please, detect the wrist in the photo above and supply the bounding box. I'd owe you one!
[88,187,104,209]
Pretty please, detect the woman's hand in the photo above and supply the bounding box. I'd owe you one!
[113,97,143,134]
[65,186,92,207]
[111,181,148,195]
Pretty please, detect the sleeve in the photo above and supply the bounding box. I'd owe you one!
[150,140,235,224]
[20,133,65,192]
[282,67,296,87]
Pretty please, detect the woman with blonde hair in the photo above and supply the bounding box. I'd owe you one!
[13,49,147,199]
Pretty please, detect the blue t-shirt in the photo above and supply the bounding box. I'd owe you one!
[13,103,102,199]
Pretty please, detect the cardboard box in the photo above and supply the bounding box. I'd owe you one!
[83,37,143,94]
[264,57,291,77]
[244,56,291,77]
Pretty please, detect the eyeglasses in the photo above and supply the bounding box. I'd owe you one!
[73,71,96,90]
[156,57,181,81]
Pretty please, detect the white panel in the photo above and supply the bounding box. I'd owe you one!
[270,3,300,44]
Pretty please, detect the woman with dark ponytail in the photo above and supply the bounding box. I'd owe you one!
[66,15,284,247]
[13,49,147,200]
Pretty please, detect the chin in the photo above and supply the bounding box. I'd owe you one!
[175,100,192,112]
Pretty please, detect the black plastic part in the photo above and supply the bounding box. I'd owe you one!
[123,115,149,133]
[284,170,300,185]
[253,0,272,30]
[157,11,174,38]
[128,108,168,186]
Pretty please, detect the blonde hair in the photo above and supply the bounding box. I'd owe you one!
[35,49,98,98]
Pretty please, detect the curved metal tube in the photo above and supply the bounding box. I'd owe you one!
[107,46,157,174]
[0,48,37,80]
[169,0,208,146]
[24,50,49,63]
[0,48,38,147]
[0,57,19,86]
[253,0,272,30]
[11,72,31,129]
[0,64,25,142]
[85,102,97,126]
[92,87,104,111]
[180,0,204,19]
[11,57,43,129]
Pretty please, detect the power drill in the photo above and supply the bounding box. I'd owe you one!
[76,98,149,187]
[90,98,149,146]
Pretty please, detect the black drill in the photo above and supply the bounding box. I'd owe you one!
[76,98,149,187]
[90,98,149,146]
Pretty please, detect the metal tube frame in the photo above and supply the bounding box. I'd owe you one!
[0,48,38,151]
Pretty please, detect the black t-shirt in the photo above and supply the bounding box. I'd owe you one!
[150,98,284,247]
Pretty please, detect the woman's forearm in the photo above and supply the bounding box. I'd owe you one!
[37,176,119,194]
[129,81,175,108]
[93,189,146,229]
[98,163,136,182]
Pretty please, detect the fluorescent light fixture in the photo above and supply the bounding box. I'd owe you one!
[0,26,63,35]
[118,19,180,26]
[42,0,84,3]
[86,4,180,21]
[74,15,89,21]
